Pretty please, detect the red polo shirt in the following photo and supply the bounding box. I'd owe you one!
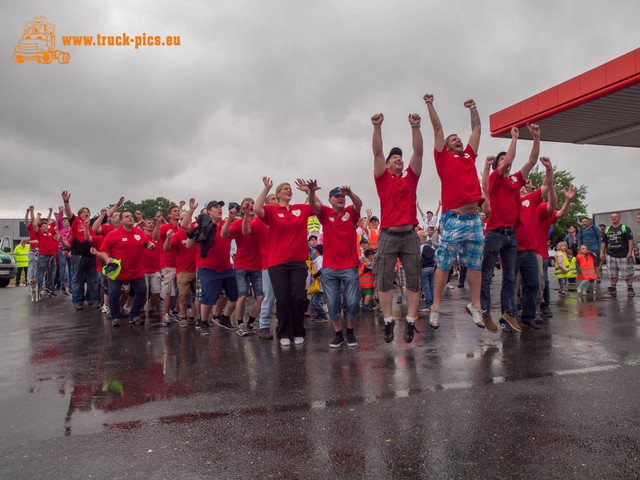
[170,229,196,273]
[374,166,419,228]
[35,230,59,255]
[486,170,525,230]
[260,204,313,267]
[317,204,360,270]
[99,227,149,281]
[515,189,542,251]
[196,219,232,272]
[535,204,558,258]
[158,223,179,269]
[250,216,269,270]
[434,145,484,212]
[228,218,262,271]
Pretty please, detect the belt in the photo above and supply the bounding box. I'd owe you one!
[381,227,415,237]
[490,227,515,236]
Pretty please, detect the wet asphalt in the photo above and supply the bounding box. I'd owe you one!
[1,270,640,479]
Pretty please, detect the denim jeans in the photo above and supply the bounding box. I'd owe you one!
[108,276,146,320]
[541,257,550,309]
[58,251,71,287]
[71,254,100,305]
[259,269,277,329]
[27,250,37,282]
[515,249,540,322]
[481,230,517,317]
[37,254,55,290]
[310,292,326,318]
[321,267,360,320]
[420,267,434,308]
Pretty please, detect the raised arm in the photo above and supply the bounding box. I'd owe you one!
[416,201,425,218]
[546,183,558,215]
[408,113,423,176]
[106,197,125,218]
[465,99,481,154]
[482,156,493,196]
[83,219,93,243]
[519,123,541,179]
[435,200,441,217]
[539,157,554,198]
[220,205,238,239]
[342,185,363,214]
[371,113,386,178]
[297,179,322,215]
[424,94,444,152]
[181,198,198,230]
[152,211,163,241]
[61,191,73,219]
[163,229,174,251]
[254,177,273,219]
[93,208,108,234]
[46,208,53,223]
[498,126,519,176]
[556,185,577,219]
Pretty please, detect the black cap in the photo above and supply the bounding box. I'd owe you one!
[329,187,342,197]
[364,248,376,257]
[207,200,225,209]
[386,147,403,162]
[228,202,241,211]
[493,152,506,171]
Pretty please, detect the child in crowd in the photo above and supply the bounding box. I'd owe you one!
[575,244,597,294]
[555,241,570,296]
[359,248,376,311]
[566,249,577,286]
[309,244,327,322]
[418,231,436,312]
[358,237,369,259]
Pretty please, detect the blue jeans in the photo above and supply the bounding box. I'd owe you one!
[481,230,517,317]
[58,251,70,287]
[108,276,146,320]
[27,250,37,282]
[321,267,360,320]
[37,254,55,290]
[310,292,326,318]
[259,269,277,329]
[71,255,100,305]
[541,257,550,309]
[420,267,434,308]
[234,268,264,297]
[515,250,540,322]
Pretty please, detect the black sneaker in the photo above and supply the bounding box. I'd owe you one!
[499,318,514,333]
[258,327,273,339]
[111,319,120,327]
[201,321,211,336]
[540,307,553,317]
[628,287,635,297]
[346,331,358,347]
[246,321,257,332]
[214,315,236,330]
[195,318,203,329]
[607,286,617,294]
[403,320,419,343]
[74,304,83,311]
[330,332,344,348]
[383,320,395,343]
[131,316,145,326]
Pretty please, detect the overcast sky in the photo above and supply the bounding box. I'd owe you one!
[2,0,639,220]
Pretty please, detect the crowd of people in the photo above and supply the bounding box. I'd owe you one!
[13,93,639,348]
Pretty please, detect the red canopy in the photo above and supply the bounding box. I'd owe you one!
[490,48,640,147]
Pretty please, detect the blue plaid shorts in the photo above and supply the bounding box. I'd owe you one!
[437,212,484,270]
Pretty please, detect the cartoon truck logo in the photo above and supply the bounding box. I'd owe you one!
[13,16,70,64]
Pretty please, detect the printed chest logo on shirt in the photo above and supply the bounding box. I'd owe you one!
[510,175,518,184]
[278,213,284,218]
[134,234,141,241]
[522,199,530,208]
[292,209,301,217]
[122,237,128,241]
[341,212,350,221]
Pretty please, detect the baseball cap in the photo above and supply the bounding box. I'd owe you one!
[386,147,402,162]
[207,200,225,209]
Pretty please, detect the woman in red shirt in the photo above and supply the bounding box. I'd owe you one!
[254,177,312,346]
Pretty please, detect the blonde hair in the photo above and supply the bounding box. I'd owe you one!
[556,241,568,250]
[418,231,428,241]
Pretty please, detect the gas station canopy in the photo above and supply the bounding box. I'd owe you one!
[490,48,640,147]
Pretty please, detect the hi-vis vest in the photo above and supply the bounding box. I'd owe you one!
[307,216,321,235]
[555,251,570,278]
[358,261,374,289]
[576,253,596,280]
[566,257,577,279]
[13,244,30,267]
[368,229,379,250]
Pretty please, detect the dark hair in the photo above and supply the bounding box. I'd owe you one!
[167,205,179,215]
[493,152,506,171]
[313,244,323,255]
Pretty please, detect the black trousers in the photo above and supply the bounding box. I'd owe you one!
[268,261,307,340]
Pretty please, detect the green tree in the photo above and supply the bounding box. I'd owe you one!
[528,166,588,245]
[112,197,178,221]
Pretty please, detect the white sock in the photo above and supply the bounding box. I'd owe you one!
[406,316,416,324]
[384,317,394,324]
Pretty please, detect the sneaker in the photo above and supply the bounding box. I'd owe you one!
[465,303,485,329]
[195,318,203,329]
[346,331,358,347]
[534,314,544,325]
[607,286,617,294]
[188,317,196,325]
[418,306,431,313]
[428,309,440,329]
[361,305,374,312]
[258,328,273,339]
[111,319,120,327]
[74,304,83,311]
[162,313,171,327]
[200,321,211,336]
[61,287,69,296]
[280,337,291,346]
[313,316,329,323]
[131,316,145,326]
[237,323,249,336]
[540,307,553,317]
[294,336,304,345]
[499,318,513,333]
[501,313,522,333]
[396,295,403,304]
[559,291,567,296]
[330,332,344,348]
[179,318,189,328]
[403,320,418,343]
[171,311,181,323]
[214,315,236,330]
[246,322,257,332]
[482,314,498,333]
[628,287,635,297]
[521,318,541,329]
[446,283,455,289]
[101,304,109,314]
[383,320,395,343]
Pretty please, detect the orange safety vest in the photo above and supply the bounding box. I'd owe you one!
[576,253,596,280]
[358,261,374,289]
[368,229,379,250]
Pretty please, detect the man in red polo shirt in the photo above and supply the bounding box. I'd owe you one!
[371,111,423,344]
[479,124,541,332]
[305,182,363,347]
[166,225,197,328]
[424,94,484,331]
[32,218,61,296]
[153,204,181,326]
[98,211,155,327]
[221,197,264,335]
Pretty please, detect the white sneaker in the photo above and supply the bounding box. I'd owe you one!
[162,313,171,326]
[446,283,455,289]
[101,304,109,314]
[293,336,305,345]
[280,337,291,346]
[465,303,485,328]
[429,309,440,329]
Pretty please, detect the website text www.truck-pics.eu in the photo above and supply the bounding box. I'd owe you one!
[61,33,180,49]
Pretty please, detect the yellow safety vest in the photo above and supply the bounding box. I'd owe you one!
[566,258,577,279]
[307,216,321,235]
[554,252,570,279]
[13,244,30,267]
